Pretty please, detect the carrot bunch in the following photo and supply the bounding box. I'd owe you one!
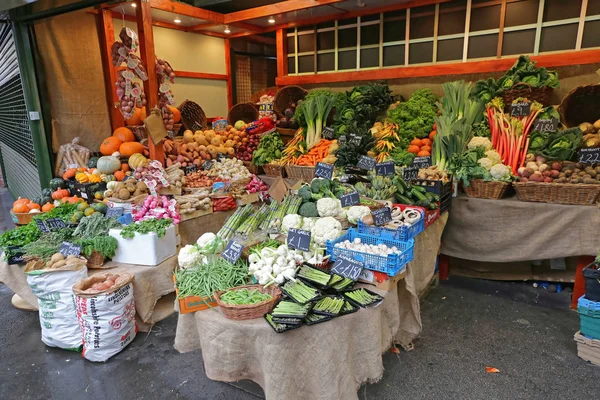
[294,139,335,166]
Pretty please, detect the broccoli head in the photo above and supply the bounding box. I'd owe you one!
[311,178,334,197]
[297,185,314,203]
[298,202,319,218]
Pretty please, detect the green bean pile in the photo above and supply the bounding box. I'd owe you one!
[219,288,272,305]
[174,258,248,299]
[298,265,331,286]
[272,300,311,317]
[330,275,354,291]
[313,297,345,315]
[282,280,320,303]
[344,288,382,306]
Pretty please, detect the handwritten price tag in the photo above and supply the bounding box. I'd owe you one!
[578,147,600,165]
[287,228,311,252]
[314,162,334,180]
[59,242,81,257]
[222,240,243,264]
[356,155,376,170]
[331,255,363,281]
[340,191,360,207]
[371,207,392,226]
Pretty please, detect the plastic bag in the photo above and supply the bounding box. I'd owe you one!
[25,260,88,351]
[55,137,91,178]
[73,272,137,362]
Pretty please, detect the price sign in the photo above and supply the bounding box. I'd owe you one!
[578,147,600,165]
[105,207,124,219]
[118,213,134,225]
[356,155,376,170]
[338,135,347,146]
[510,102,531,117]
[59,242,81,257]
[6,246,24,265]
[349,133,362,145]
[340,191,360,207]
[46,218,67,231]
[217,153,228,160]
[184,164,198,175]
[314,162,334,180]
[403,166,419,181]
[375,161,395,176]
[371,207,392,226]
[412,156,432,169]
[322,126,335,140]
[533,118,558,133]
[287,228,311,252]
[222,240,243,264]
[331,255,363,281]
[202,160,215,170]
[35,219,49,233]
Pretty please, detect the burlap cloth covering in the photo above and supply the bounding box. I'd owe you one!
[174,214,448,400]
[441,196,600,262]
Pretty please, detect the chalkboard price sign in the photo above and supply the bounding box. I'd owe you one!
[375,161,395,176]
[371,207,392,226]
[35,219,50,233]
[105,207,124,219]
[46,218,67,231]
[356,155,376,170]
[331,255,363,281]
[222,240,244,264]
[533,118,558,133]
[184,164,198,175]
[578,147,600,165]
[314,162,334,180]
[349,133,362,145]
[338,135,347,146]
[287,228,311,252]
[340,191,360,207]
[403,166,419,181]
[412,156,432,169]
[202,160,215,170]
[59,242,82,257]
[510,102,531,117]
[322,126,335,140]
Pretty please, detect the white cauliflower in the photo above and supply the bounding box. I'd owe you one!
[311,217,342,246]
[478,158,493,171]
[346,206,371,225]
[301,217,316,232]
[490,163,511,180]
[467,137,492,151]
[316,198,342,217]
[281,214,303,233]
[178,245,204,269]
[196,232,224,254]
[484,150,501,165]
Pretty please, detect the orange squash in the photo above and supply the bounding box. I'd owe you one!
[42,203,55,212]
[63,196,82,204]
[420,145,432,152]
[121,163,130,172]
[52,189,70,200]
[13,197,31,207]
[113,127,135,143]
[125,108,144,126]
[407,145,420,154]
[27,203,41,211]
[100,136,123,156]
[114,170,126,181]
[119,142,145,157]
[12,203,29,213]
[169,106,181,124]
[420,138,432,147]
[410,138,423,147]
[63,168,77,180]
[417,150,431,157]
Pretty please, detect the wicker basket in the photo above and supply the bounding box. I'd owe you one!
[559,84,600,128]
[263,163,286,177]
[243,161,263,175]
[178,100,207,131]
[213,284,281,320]
[85,251,105,269]
[285,164,316,180]
[501,83,552,111]
[513,181,600,205]
[274,85,307,117]
[335,216,350,230]
[463,180,512,200]
[250,86,279,104]
[228,102,259,125]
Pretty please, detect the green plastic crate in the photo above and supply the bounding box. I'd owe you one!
[578,296,600,340]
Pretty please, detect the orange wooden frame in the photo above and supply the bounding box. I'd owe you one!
[175,71,229,81]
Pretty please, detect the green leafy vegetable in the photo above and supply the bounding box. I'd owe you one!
[120,218,173,239]
[387,88,438,148]
[252,132,284,166]
[74,236,119,259]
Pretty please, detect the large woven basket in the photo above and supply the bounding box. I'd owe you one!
[463,180,512,200]
[250,86,279,104]
[178,100,207,131]
[559,84,600,128]
[214,284,281,320]
[501,83,552,111]
[513,181,600,205]
[85,251,106,269]
[228,102,259,124]
[243,161,263,175]
[263,163,286,177]
[274,85,307,117]
[285,164,316,180]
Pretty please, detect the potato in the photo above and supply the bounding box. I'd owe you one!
[583,178,596,184]
[66,255,77,260]
[52,260,67,269]
[50,253,65,264]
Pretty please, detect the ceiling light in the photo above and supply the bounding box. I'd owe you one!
[268,16,275,24]
[174,17,182,23]
[224,25,231,34]
[131,2,136,7]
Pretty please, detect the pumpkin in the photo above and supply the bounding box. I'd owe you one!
[119,142,145,157]
[75,173,89,183]
[88,174,102,183]
[114,171,126,181]
[13,197,30,207]
[27,203,41,211]
[87,157,99,169]
[125,107,144,126]
[97,156,121,174]
[113,127,135,143]
[128,153,148,169]
[169,106,181,123]
[63,196,83,204]
[62,169,77,180]
[121,163,130,172]
[42,203,55,212]
[100,136,122,156]
[105,174,116,182]
[12,203,29,213]
[52,189,70,200]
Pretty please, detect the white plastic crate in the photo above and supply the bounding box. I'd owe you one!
[109,224,176,266]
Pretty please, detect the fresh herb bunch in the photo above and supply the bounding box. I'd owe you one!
[22,228,75,260]
[74,236,118,258]
[35,203,78,222]
[387,88,438,147]
[0,223,41,257]
[334,134,375,167]
[73,213,120,238]
[120,218,173,239]
[389,147,416,166]
[252,132,284,166]
[472,119,491,138]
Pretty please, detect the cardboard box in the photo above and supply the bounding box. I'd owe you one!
[180,206,213,222]
[235,192,260,206]
[109,225,177,266]
[358,268,406,291]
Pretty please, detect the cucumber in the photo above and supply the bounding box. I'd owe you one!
[395,194,413,205]
[396,178,409,192]
[410,188,428,202]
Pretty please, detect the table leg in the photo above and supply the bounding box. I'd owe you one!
[571,256,594,310]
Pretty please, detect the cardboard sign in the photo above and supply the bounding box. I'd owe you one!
[35,219,50,233]
[340,191,360,207]
[356,155,376,170]
[578,147,600,165]
[59,242,81,257]
[375,161,395,176]
[412,156,432,169]
[105,207,124,219]
[287,228,311,252]
[510,102,531,117]
[314,162,334,180]
[331,255,363,281]
[533,118,558,133]
[403,166,419,181]
[144,108,168,144]
[222,240,243,264]
[184,164,198,175]
[46,218,67,231]
[371,207,392,226]
[322,126,335,140]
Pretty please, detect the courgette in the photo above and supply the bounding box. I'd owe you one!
[425,192,440,202]
[416,199,432,208]
[412,185,427,194]
[410,188,428,201]
[395,194,413,205]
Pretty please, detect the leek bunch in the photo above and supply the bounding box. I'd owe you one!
[298,93,335,149]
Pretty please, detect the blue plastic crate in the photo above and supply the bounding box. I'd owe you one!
[326,228,414,276]
[357,214,424,242]
[578,296,600,340]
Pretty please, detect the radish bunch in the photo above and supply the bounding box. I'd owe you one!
[246,175,269,193]
[135,195,181,224]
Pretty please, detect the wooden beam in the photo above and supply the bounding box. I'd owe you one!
[276,49,600,85]
[175,71,229,80]
[191,22,218,32]
[225,38,233,110]
[149,0,224,23]
[135,0,164,163]
[195,30,228,38]
[97,9,124,131]
[224,0,344,24]
[276,29,288,78]
[229,34,276,46]
[104,10,194,32]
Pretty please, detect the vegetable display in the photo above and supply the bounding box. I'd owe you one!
[174,258,248,300]
[120,218,173,239]
[252,132,284,166]
[219,288,272,305]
